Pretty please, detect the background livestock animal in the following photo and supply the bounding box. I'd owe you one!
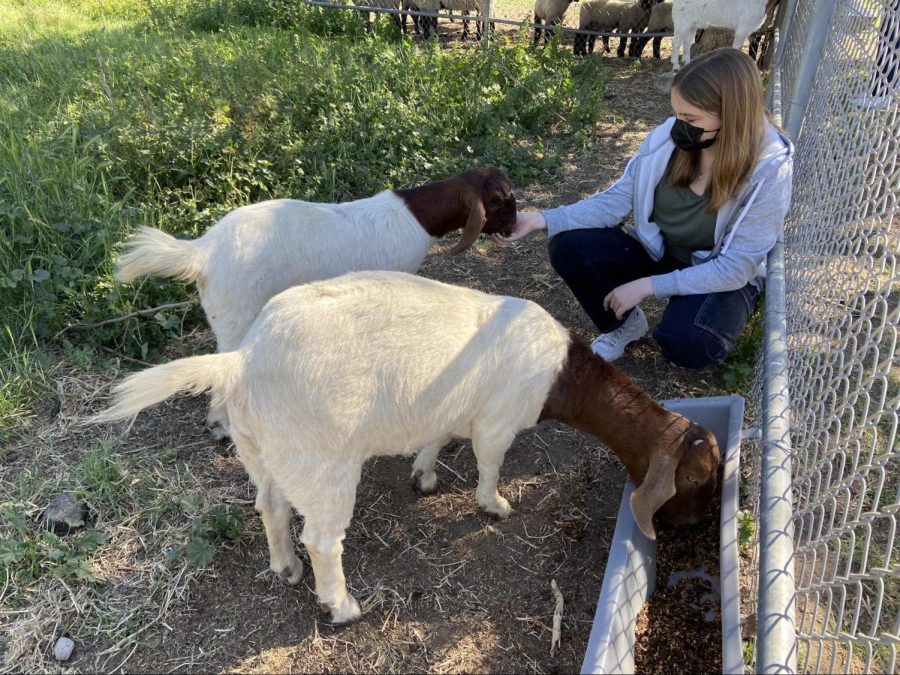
[574,0,662,57]
[533,0,580,46]
[670,0,767,71]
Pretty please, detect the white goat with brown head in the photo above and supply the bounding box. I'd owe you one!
[114,168,517,438]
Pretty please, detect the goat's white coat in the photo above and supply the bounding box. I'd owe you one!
[95,272,571,622]
[118,192,431,354]
[670,0,766,70]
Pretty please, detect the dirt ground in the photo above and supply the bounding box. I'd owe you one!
[2,28,738,675]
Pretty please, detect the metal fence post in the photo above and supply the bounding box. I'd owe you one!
[482,0,493,44]
[756,61,798,674]
[771,0,801,69]
[758,242,798,675]
[782,0,839,137]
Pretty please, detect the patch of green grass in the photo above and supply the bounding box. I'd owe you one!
[0,439,237,592]
[737,508,757,551]
[724,298,765,393]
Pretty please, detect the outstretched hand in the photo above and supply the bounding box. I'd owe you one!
[492,211,547,244]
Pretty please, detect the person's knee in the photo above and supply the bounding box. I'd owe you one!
[548,231,591,278]
[548,228,629,276]
[653,323,732,369]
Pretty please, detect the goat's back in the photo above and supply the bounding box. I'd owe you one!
[673,0,765,32]
[229,271,571,462]
[195,191,432,349]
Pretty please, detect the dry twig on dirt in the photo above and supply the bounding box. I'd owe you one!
[550,578,564,656]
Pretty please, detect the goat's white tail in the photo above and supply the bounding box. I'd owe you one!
[90,352,241,424]
[115,227,204,284]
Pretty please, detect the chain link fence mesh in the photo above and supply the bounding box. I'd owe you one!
[752,0,900,672]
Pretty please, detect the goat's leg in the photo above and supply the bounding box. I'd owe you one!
[732,29,753,52]
[410,435,452,494]
[672,27,694,71]
[233,431,303,584]
[292,470,362,625]
[470,428,515,518]
[206,405,230,442]
[533,16,542,47]
[206,306,254,441]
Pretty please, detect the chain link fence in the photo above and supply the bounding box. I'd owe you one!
[751,0,900,672]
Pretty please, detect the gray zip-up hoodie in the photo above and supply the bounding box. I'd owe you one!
[542,117,794,297]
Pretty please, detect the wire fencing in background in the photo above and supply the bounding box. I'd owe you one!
[303,0,675,54]
[753,0,900,672]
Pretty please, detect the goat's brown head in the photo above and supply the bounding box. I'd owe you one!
[630,419,720,540]
[449,167,517,254]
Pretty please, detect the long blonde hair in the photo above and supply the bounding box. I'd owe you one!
[670,48,769,211]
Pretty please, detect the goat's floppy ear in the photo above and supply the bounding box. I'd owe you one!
[448,190,486,255]
[485,175,509,209]
[629,443,685,541]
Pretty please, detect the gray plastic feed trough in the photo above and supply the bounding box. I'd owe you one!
[580,395,746,675]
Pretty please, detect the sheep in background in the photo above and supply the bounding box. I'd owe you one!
[442,0,494,41]
[533,0,579,47]
[414,0,491,40]
[114,168,516,439]
[631,0,670,60]
[92,271,721,625]
[412,0,440,37]
[358,0,402,32]
[671,0,767,71]
[401,0,422,34]
[574,0,660,58]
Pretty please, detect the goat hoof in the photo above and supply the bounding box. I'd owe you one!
[482,497,513,520]
[322,597,363,626]
[411,469,437,495]
[488,506,514,521]
[209,422,230,443]
[273,558,304,584]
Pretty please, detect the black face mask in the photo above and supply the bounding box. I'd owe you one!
[670,119,720,151]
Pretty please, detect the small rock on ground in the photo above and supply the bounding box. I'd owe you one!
[42,492,88,535]
[53,637,75,662]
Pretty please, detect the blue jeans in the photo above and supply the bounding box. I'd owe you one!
[547,228,761,369]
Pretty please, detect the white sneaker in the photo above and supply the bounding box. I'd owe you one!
[590,306,649,361]
[852,94,893,110]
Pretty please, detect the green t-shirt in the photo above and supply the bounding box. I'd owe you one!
[651,155,718,263]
